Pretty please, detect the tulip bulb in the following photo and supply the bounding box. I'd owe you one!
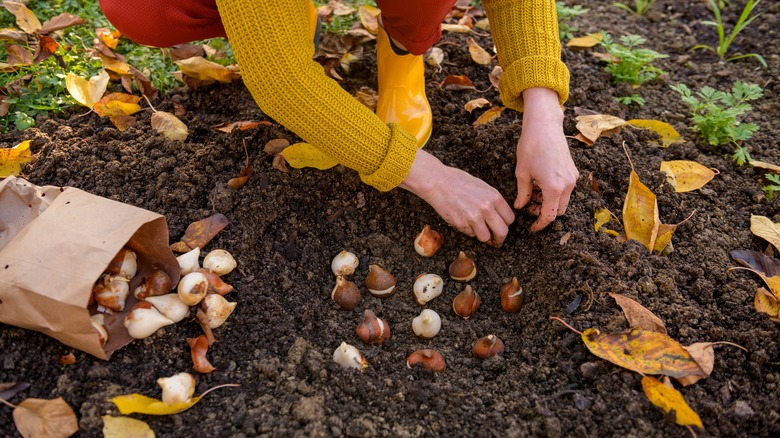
[452,284,481,319]
[406,349,446,372]
[93,275,130,312]
[448,251,477,282]
[413,273,443,305]
[331,250,359,277]
[90,314,108,347]
[177,271,209,306]
[331,275,361,310]
[106,248,138,279]
[332,342,368,371]
[365,265,396,298]
[500,277,524,313]
[201,294,237,329]
[414,225,443,257]
[134,268,173,300]
[176,247,200,276]
[473,334,505,359]
[157,372,196,404]
[203,249,237,276]
[123,302,175,339]
[356,309,390,345]
[145,293,190,323]
[412,309,441,338]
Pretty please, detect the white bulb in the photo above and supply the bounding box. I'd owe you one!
[413,274,444,305]
[331,250,359,276]
[332,342,367,370]
[412,309,441,338]
[203,249,237,276]
[157,372,196,404]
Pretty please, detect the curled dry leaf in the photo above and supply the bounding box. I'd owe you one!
[749,215,780,253]
[65,70,109,109]
[40,12,86,35]
[749,159,780,174]
[425,47,444,71]
[187,335,216,373]
[627,119,683,147]
[151,111,189,142]
[354,87,378,111]
[466,37,492,65]
[566,33,602,48]
[358,5,380,34]
[175,56,240,84]
[93,93,142,118]
[0,140,33,178]
[730,249,780,278]
[754,287,780,322]
[679,342,715,386]
[213,120,269,133]
[272,154,290,174]
[4,1,42,34]
[659,160,717,192]
[0,382,30,401]
[623,169,660,252]
[575,114,627,145]
[473,106,505,127]
[13,397,79,438]
[464,98,491,113]
[594,207,621,237]
[489,65,503,89]
[441,23,471,33]
[228,140,252,189]
[58,353,76,366]
[102,415,154,438]
[440,75,476,91]
[170,213,230,253]
[609,292,667,334]
[641,376,703,429]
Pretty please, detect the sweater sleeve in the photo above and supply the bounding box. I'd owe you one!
[215,0,418,191]
[482,0,570,111]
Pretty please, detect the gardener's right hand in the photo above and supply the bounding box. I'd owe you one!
[399,149,515,247]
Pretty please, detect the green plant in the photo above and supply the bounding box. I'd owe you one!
[599,34,668,85]
[762,174,780,200]
[692,0,766,67]
[613,0,658,15]
[671,81,763,153]
[732,145,751,166]
[556,1,588,40]
[615,94,646,106]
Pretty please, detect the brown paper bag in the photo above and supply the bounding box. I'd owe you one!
[0,176,180,359]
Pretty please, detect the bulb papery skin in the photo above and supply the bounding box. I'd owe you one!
[201,294,238,328]
[145,293,190,323]
[157,372,196,404]
[413,225,443,257]
[177,271,209,306]
[176,247,201,276]
[114,248,138,279]
[332,342,368,371]
[448,251,477,282]
[331,250,359,277]
[452,284,481,319]
[203,249,237,276]
[134,268,173,300]
[90,314,108,347]
[331,275,361,310]
[93,275,130,312]
[365,265,397,298]
[356,309,391,345]
[500,277,524,313]
[406,349,446,372]
[412,309,442,338]
[123,302,175,339]
[413,273,444,305]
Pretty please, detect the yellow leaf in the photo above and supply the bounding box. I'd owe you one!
[13,397,79,438]
[102,415,155,438]
[641,376,703,428]
[279,143,338,170]
[65,70,109,109]
[754,287,780,321]
[566,33,602,48]
[627,119,683,147]
[151,111,188,142]
[473,106,505,127]
[358,5,380,34]
[594,207,621,236]
[575,114,626,144]
[111,394,202,416]
[623,170,660,252]
[441,23,471,33]
[582,328,706,379]
[750,215,780,253]
[175,57,240,84]
[4,1,42,34]
[464,98,491,113]
[94,93,142,118]
[467,38,492,65]
[652,223,677,254]
[0,140,33,178]
[659,160,716,192]
[99,53,132,75]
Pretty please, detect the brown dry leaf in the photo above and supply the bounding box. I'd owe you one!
[660,160,717,192]
[464,98,491,113]
[170,213,230,252]
[489,65,503,89]
[473,106,505,127]
[94,93,142,118]
[623,169,660,252]
[228,140,252,189]
[754,287,780,322]
[441,23,472,33]
[170,44,205,61]
[358,5,380,34]
[340,52,360,73]
[187,335,216,373]
[475,18,490,30]
[175,57,240,84]
[272,154,290,174]
[7,44,31,66]
[575,114,627,144]
[151,111,188,142]
[354,88,378,111]
[566,33,602,48]
[1,97,11,116]
[749,159,780,174]
[213,120,269,133]
[425,47,444,71]
[0,140,33,178]
[102,415,154,438]
[750,215,780,253]
[730,249,780,278]
[627,119,683,147]
[330,0,355,16]
[582,328,706,380]
[4,1,42,34]
[0,382,30,401]
[110,115,136,131]
[264,138,291,155]
[609,293,667,334]
[95,27,120,50]
[39,12,85,34]
[98,53,132,75]
[440,75,476,91]
[641,376,703,428]
[594,207,621,237]
[33,35,58,64]
[467,37,492,65]
[678,342,715,386]
[13,397,79,438]
[458,15,474,29]
[129,66,158,99]
[559,231,572,245]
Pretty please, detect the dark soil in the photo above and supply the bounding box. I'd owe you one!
[2,1,780,436]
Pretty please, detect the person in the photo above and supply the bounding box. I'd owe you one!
[98,0,579,247]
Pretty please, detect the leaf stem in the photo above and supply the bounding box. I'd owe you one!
[549,316,582,335]
[142,94,158,113]
[200,383,241,398]
[0,398,17,409]
[711,341,749,352]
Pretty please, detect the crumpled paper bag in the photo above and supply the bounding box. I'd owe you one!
[0,176,180,359]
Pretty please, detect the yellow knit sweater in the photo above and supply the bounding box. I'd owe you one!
[215,0,569,191]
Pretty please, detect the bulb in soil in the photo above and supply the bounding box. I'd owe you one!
[331,275,361,310]
[177,271,209,306]
[412,309,441,338]
[448,251,477,282]
[200,294,237,329]
[202,249,237,276]
[414,225,443,257]
[157,372,196,404]
[473,334,505,359]
[500,277,524,313]
[356,309,391,345]
[332,342,368,371]
[452,284,481,319]
[331,250,359,277]
[406,349,446,372]
[176,247,201,276]
[413,273,443,305]
[365,264,396,298]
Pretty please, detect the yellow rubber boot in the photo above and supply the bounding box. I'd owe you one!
[375,24,432,148]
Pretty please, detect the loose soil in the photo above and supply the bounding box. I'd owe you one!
[2,1,780,436]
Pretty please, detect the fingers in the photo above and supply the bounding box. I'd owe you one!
[514,171,533,209]
[529,184,566,232]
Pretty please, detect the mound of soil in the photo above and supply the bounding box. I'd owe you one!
[2,1,780,436]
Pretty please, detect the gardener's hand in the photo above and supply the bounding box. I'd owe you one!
[399,149,515,246]
[515,87,579,232]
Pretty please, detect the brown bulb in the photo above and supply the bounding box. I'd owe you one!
[331,275,361,310]
[406,349,446,372]
[473,334,505,359]
[500,277,524,313]
[365,265,397,298]
[414,225,443,257]
[134,269,172,299]
[452,284,481,319]
[448,251,477,282]
[356,309,391,345]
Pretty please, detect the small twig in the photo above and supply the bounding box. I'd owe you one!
[195,308,216,345]
[549,316,582,335]
[686,424,697,438]
[0,398,16,408]
[711,341,748,352]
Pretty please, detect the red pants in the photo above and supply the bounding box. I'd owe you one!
[99,0,455,55]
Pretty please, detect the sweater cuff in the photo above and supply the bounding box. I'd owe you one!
[360,123,418,192]
[498,56,570,112]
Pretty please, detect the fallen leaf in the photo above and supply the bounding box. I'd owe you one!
[659,160,716,192]
[754,287,780,322]
[187,335,216,373]
[264,138,290,155]
[440,75,476,91]
[475,18,490,30]
[575,114,627,144]
[652,223,677,254]
[102,415,154,438]
[13,397,79,438]
[609,293,667,334]
[98,53,132,75]
[678,342,715,385]
[94,93,142,118]
[175,57,240,84]
[582,328,706,379]
[279,143,338,170]
[623,169,660,252]
[95,27,120,49]
[65,70,109,109]
[464,98,491,113]
[4,1,42,34]
[641,376,703,428]
[594,207,621,236]
[213,120,269,133]
[467,37,492,65]
[39,12,85,35]
[0,140,33,178]
[441,23,471,33]
[33,35,58,64]
[473,106,505,127]
[170,213,229,252]
[330,0,355,16]
[730,249,780,278]
[110,115,136,131]
[488,65,503,89]
[151,111,188,141]
[627,119,683,147]
[559,231,572,245]
[354,88,378,111]
[566,33,602,48]
[228,140,251,189]
[425,47,444,71]
[750,215,780,253]
[272,154,290,173]
[749,159,780,174]
[0,382,30,401]
[7,44,32,65]
[358,5,380,34]
[111,393,203,416]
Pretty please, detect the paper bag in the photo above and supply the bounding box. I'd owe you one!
[0,176,180,359]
